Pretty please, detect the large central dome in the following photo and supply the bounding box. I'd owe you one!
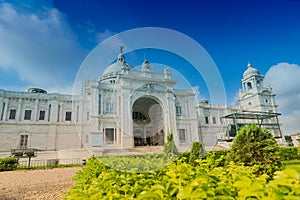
[101,54,131,79]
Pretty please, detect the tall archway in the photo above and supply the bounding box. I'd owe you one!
[132,96,165,146]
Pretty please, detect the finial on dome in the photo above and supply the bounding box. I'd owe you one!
[247,62,252,68]
[120,45,124,54]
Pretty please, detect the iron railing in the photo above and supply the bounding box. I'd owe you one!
[17,158,82,168]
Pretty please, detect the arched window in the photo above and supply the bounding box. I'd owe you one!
[247,82,252,90]
[175,98,182,116]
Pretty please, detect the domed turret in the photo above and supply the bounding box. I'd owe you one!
[27,88,47,93]
[141,60,151,72]
[239,62,278,113]
[243,62,260,79]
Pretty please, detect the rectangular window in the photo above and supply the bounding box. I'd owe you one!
[220,117,224,124]
[87,111,90,121]
[48,104,51,122]
[105,102,114,113]
[65,111,72,121]
[105,128,115,144]
[57,105,60,122]
[205,116,209,124]
[179,129,186,143]
[212,117,216,124]
[98,95,101,115]
[9,109,16,120]
[176,107,182,116]
[19,135,28,149]
[39,110,45,120]
[24,110,32,120]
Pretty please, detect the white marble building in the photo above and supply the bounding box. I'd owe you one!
[0,53,280,153]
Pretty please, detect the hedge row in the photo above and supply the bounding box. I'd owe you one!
[203,146,300,164]
[278,146,300,161]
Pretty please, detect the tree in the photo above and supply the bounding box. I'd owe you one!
[164,132,178,156]
[189,142,205,166]
[227,124,282,176]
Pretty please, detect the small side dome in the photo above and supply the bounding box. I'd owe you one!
[199,99,209,104]
[243,62,259,79]
[27,88,47,93]
[141,60,151,72]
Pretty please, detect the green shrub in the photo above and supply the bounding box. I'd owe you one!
[279,146,300,161]
[164,132,178,156]
[98,153,176,173]
[227,124,282,176]
[0,156,18,171]
[206,149,230,167]
[189,142,205,166]
[180,151,190,158]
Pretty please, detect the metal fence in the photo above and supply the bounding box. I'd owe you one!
[18,158,83,168]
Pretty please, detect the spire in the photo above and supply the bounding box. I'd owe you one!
[247,61,252,68]
[120,45,124,54]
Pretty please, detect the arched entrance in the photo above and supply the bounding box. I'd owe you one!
[132,96,165,146]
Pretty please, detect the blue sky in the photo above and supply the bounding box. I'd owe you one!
[0,0,300,134]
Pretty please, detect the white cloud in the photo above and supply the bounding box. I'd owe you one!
[96,29,116,43]
[0,2,86,92]
[265,62,300,134]
[280,110,300,134]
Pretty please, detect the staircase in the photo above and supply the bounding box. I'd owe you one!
[103,146,164,156]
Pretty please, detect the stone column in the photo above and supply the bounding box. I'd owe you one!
[46,99,58,150]
[2,99,8,121]
[121,89,133,148]
[49,100,58,123]
[58,103,62,122]
[166,92,178,146]
[91,87,98,116]
[0,98,3,121]
[34,99,39,122]
[16,98,23,121]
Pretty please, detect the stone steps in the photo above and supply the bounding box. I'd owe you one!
[103,146,164,156]
[58,149,91,159]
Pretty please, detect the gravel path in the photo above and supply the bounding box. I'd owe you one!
[0,167,82,200]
